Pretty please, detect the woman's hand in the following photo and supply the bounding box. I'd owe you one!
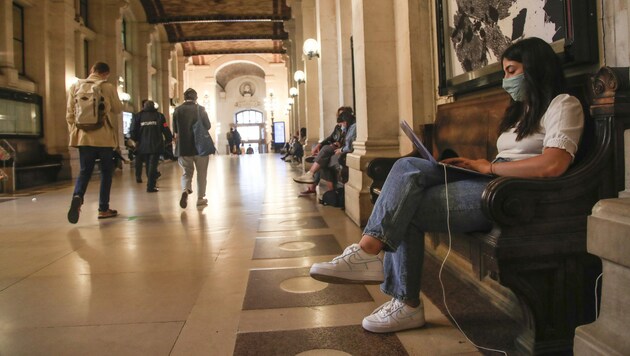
[441,148,573,178]
[334,148,342,154]
[442,157,492,174]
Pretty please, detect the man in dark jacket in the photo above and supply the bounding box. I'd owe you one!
[232,128,242,155]
[130,100,172,192]
[173,88,211,208]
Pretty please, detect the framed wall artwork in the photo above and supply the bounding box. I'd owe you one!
[435,0,599,96]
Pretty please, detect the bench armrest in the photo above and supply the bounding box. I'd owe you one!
[481,156,610,227]
[366,157,401,182]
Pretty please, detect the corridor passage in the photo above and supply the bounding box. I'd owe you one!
[0,154,480,355]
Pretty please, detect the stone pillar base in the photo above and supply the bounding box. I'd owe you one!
[574,198,630,356]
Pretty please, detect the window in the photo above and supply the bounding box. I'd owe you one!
[12,3,24,75]
[121,18,128,51]
[235,110,263,124]
[83,39,89,77]
[79,0,88,26]
[124,61,131,93]
[0,88,43,137]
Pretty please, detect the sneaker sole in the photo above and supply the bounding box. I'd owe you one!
[362,317,426,333]
[67,196,82,224]
[293,178,315,184]
[310,267,384,285]
[98,213,118,219]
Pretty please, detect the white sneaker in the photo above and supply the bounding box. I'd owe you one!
[362,298,426,333]
[196,198,208,206]
[293,171,315,184]
[309,243,384,284]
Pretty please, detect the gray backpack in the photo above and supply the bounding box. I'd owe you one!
[73,79,106,131]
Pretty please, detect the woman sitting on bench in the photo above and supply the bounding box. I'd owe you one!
[309,37,584,333]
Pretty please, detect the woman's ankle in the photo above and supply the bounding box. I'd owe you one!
[404,300,420,308]
[359,235,384,255]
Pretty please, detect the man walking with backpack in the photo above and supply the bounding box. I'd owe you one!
[66,62,123,223]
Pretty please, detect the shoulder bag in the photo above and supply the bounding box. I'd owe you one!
[193,105,216,156]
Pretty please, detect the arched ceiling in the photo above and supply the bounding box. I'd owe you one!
[215,63,266,89]
[139,0,291,59]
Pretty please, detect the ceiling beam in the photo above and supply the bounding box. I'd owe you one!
[148,15,290,25]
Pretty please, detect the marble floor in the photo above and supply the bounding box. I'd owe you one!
[0,154,482,355]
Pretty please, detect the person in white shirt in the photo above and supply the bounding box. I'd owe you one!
[308,37,584,333]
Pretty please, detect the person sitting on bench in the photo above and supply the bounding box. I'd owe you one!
[308,37,584,333]
[293,107,354,192]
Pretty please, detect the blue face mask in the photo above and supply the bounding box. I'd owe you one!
[502,73,526,101]
[341,125,347,133]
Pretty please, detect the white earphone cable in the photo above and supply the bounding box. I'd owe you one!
[439,165,507,355]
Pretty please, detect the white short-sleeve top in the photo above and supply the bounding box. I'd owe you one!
[495,94,584,161]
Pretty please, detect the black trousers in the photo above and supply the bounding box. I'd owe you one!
[140,153,160,189]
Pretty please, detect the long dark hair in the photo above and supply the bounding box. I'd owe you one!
[499,38,567,140]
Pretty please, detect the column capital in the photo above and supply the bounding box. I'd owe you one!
[286,0,302,9]
[104,0,130,10]
[283,19,296,33]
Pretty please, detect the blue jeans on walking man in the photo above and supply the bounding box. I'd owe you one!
[73,146,115,212]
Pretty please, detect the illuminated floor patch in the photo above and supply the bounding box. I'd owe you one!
[252,234,341,259]
[257,216,327,232]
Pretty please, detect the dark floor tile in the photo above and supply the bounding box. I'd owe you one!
[242,267,372,310]
[234,324,408,356]
[253,234,341,259]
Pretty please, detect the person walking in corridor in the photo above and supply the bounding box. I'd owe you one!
[66,62,123,223]
[173,88,211,208]
[129,100,172,192]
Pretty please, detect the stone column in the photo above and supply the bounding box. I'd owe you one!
[159,44,173,120]
[0,0,16,81]
[101,0,127,148]
[176,56,186,102]
[288,0,307,139]
[282,37,297,134]
[45,0,79,179]
[345,0,400,225]
[574,198,630,355]
[336,0,353,107]
[301,0,321,148]
[316,0,340,136]
[133,22,152,110]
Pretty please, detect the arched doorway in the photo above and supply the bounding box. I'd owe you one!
[235,110,265,153]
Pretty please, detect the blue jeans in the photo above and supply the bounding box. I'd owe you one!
[363,157,493,304]
[73,146,114,212]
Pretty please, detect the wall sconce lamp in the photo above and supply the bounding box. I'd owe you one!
[287,98,294,107]
[294,70,306,85]
[119,92,131,102]
[303,38,320,59]
[289,87,299,98]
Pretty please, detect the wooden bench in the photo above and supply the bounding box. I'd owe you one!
[366,66,630,354]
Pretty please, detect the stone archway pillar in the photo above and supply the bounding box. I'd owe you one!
[302,0,321,149]
[316,0,340,136]
[345,0,401,226]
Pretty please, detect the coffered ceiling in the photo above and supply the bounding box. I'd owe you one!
[139,0,291,59]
